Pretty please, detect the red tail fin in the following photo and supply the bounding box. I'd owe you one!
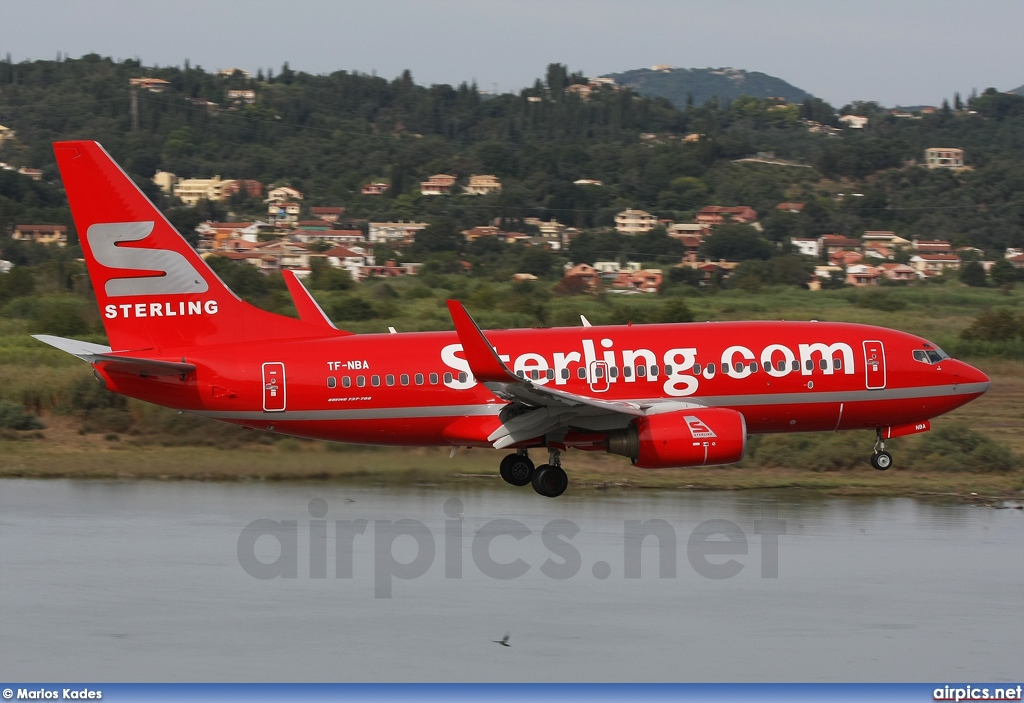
[54,141,329,351]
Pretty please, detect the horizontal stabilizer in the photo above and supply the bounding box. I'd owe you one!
[33,334,196,377]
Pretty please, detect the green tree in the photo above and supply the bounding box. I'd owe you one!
[959,260,988,287]
[989,259,1022,286]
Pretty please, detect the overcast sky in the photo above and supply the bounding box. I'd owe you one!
[2,0,1021,107]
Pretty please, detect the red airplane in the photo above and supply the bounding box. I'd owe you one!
[37,141,991,497]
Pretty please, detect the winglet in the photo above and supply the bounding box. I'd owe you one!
[281,270,352,334]
[446,300,518,383]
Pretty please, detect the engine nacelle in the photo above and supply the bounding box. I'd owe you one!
[607,408,747,469]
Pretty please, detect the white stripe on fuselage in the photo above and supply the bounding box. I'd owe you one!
[191,382,989,423]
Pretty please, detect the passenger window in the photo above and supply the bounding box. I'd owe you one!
[429,373,439,384]
[819,359,827,370]
[791,360,800,371]
[400,374,410,386]
[342,376,351,388]
[623,366,632,378]
[546,369,555,380]
[444,372,453,383]
[664,365,673,375]
[805,359,814,371]
[458,372,468,383]
[749,362,758,372]
[560,369,570,380]
[516,370,525,379]
[327,376,337,389]
[371,375,381,387]
[357,376,366,387]
[707,363,716,375]
[530,370,539,380]
[610,366,619,379]
[777,360,786,372]
[834,359,842,370]
[415,373,424,385]
[636,365,646,377]
[385,374,395,386]
[650,365,659,377]
[722,363,730,374]
[692,363,702,375]
[594,366,605,379]
[577,367,586,379]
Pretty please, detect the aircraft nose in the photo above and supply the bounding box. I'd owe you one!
[954,360,990,391]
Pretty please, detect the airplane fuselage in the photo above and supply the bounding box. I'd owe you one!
[97,320,988,448]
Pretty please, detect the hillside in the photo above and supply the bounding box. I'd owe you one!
[0,57,1022,259]
[604,67,813,108]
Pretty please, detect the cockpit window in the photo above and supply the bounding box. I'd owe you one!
[914,347,951,364]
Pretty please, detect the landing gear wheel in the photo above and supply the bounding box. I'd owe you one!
[499,453,534,486]
[871,451,893,471]
[531,464,568,498]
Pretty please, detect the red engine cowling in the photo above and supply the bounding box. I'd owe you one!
[607,408,747,469]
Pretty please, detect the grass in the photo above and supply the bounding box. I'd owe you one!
[2,280,1022,503]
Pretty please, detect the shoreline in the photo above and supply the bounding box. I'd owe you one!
[2,443,1021,506]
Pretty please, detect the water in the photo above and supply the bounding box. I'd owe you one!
[1,479,1021,681]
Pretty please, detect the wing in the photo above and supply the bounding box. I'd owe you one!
[446,301,705,448]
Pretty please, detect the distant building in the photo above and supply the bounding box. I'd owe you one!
[695,206,758,225]
[13,224,68,246]
[129,77,170,93]
[573,178,604,186]
[223,179,263,199]
[226,89,256,104]
[838,115,868,129]
[0,124,15,142]
[361,182,389,196]
[790,238,820,258]
[173,176,237,205]
[615,208,657,234]
[420,174,457,196]
[818,234,861,255]
[775,202,805,213]
[268,201,301,227]
[0,260,12,274]
[667,223,710,239]
[267,186,304,202]
[912,239,953,254]
[310,206,345,223]
[561,263,600,291]
[924,148,964,169]
[218,67,252,79]
[368,221,429,244]
[612,269,664,294]
[909,253,961,277]
[152,170,177,194]
[845,264,880,286]
[877,263,917,282]
[465,174,502,196]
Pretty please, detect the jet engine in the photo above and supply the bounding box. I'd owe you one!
[606,408,747,469]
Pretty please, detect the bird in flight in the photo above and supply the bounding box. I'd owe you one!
[493,632,511,647]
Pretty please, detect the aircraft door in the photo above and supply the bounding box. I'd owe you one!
[262,362,287,411]
[588,361,610,393]
[863,341,886,389]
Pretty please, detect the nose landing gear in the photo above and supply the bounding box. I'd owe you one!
[498,448,569,497]
[871,429,893,471]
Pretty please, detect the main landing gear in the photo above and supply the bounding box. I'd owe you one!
[870,428,893,471]
[499,449,569,498]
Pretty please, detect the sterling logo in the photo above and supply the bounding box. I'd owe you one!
[684,416,717,439]
[104,300,219,319]
[88,221,209,297]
